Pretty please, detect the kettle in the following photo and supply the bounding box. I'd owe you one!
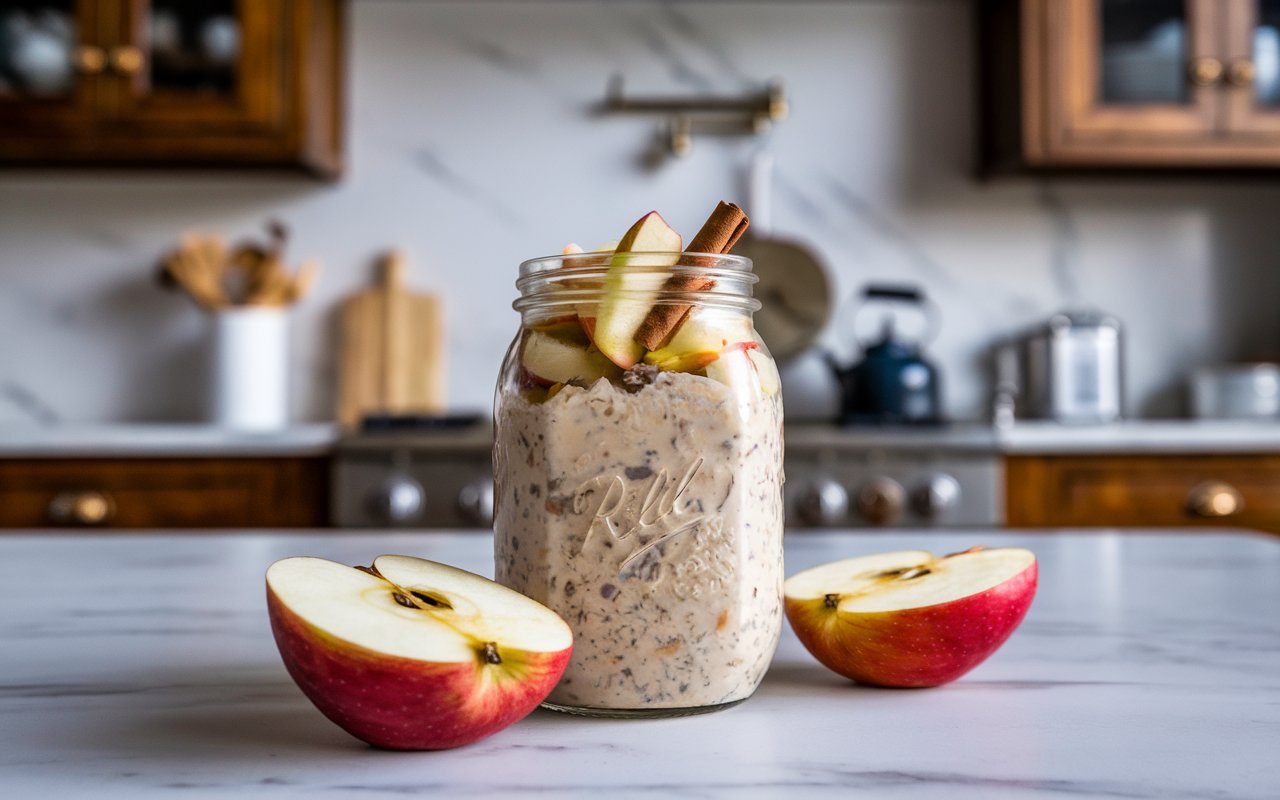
[827,284,943,426]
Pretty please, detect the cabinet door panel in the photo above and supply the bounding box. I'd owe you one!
[0,458,329,529]
[106,0,285,131]
[1035,0,1222,163]
[0,0,102,130]
[1223,0,1280,134]
[1006,455,1280,533]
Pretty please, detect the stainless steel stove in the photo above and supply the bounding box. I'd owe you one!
[332,422,1004,530]
[782,425,1003,528]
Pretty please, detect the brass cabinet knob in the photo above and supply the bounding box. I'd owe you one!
[109,45,145,76]
[49,491,116,526]
[74,45,107,75]
[1227,59,1257,87]
[1188,57,1225,87]
[1186,482,1244,518]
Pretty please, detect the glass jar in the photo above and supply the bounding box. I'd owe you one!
[493,251,784,718]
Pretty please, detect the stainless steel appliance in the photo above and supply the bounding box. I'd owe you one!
[1190,363,1280,419]
[333,422,1004,530]
[784,425,1003,528]
[332,424,495,529]
[1021,311,1123,423]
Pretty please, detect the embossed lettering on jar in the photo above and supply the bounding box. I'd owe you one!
[494,251,785,717]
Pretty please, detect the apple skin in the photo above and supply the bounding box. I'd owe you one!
[267,590,572,750]
[784,560,1037,688]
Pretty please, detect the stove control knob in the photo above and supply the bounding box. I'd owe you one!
[856,478,906,525]
[796,479,849,526]
[458,479,495,526]
[367,475,424,523]
[912,473,962,519]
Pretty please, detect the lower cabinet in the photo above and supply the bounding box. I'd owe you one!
[0,458,329,529]
[1006,455,1280,534]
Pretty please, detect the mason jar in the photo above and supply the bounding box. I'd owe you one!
[493,250,784,717]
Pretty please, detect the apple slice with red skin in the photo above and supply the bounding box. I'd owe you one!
[266,555,573,750]
[784,547,1036,688]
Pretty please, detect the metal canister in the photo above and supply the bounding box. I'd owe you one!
[1023,311,1123,423]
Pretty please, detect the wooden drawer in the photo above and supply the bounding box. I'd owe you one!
[1007,455,1280,533]
[0,458,329,530]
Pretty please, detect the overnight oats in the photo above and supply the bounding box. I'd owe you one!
[494,204,785,717]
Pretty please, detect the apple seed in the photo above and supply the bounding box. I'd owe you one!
[823,593,839,609]
[481,642,503,665]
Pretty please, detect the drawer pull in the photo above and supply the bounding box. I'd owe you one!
[1186,482,1243,518]
[49,491,116,526]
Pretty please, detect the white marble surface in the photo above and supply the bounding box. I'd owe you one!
[790,420,1280,454]
[0,424,338,457]
[7,419,1280,458]
[1,529,1277,798]
[998,420,1280,454]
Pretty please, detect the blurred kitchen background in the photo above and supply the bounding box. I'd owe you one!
[5,0,1280,534]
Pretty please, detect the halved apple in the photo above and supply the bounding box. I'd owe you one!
[784,547,1036,688]
[592,211,682,368]
[266,555,573,750]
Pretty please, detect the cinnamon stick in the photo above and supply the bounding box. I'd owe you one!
[634,202,749,351]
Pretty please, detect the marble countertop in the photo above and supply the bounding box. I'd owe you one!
[0,424,338,457]
[788,420,1280,454]
[2,528,1277,798]
[5,419,1280,458]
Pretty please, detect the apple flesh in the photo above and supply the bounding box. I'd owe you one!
[521,321,620,386]
[643,312,753,372]
[591,211,682,368]
[784,547,1036,687]
[266,555,573,750]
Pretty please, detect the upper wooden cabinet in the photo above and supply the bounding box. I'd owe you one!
[982,0,1280,170]
[0,0,344,178]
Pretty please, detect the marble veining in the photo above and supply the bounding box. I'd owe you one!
[0,529,1277,798]
[4,2,1280,424]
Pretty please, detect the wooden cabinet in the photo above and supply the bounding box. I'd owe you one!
[0,457,329,529]
[1007,454,1280,532]
[981,0,1280,170]
[0,0,344,177]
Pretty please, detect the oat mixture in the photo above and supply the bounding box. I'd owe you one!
[495,371,783,710]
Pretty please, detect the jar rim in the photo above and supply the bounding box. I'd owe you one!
[518,251,754,277]
[513,252,760,315]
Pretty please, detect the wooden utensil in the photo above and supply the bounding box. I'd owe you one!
[337,251,445,428]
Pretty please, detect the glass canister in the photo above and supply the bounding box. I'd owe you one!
[493,250,784,717]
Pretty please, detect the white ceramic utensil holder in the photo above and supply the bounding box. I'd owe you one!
[211,307,289,430]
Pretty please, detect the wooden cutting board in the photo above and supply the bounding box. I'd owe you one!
[338,251,445,428]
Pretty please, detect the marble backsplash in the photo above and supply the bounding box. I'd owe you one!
[2,0,1280,425]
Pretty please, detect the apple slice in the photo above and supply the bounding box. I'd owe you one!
[748,347,781,396]
[266,555,573,750]
[645,349,721,373]
[784,547,1036,688]
[643,312,753,370]
[522,328,620,386]
[592,211,682,368]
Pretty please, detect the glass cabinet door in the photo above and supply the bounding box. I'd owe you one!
[106,0,285,129]
[1223,0,1280,132]
[0,0,98,122]
[1064,0,1218,135]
